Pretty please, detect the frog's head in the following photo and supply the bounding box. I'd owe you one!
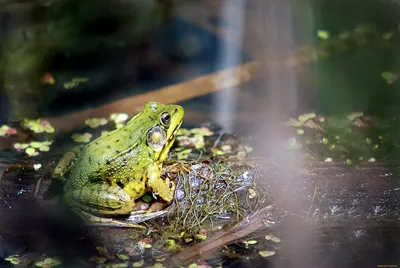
[142,102,184,162]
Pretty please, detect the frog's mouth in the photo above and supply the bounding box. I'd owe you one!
[157,118,183,162]
[168,119,183,143]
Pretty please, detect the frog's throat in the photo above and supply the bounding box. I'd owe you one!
[156,118,182,162]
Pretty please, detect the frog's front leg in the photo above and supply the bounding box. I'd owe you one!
[146,163,175,202]
[64,184,134,216]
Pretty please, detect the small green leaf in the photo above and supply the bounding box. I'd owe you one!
[259,250,276,257]
[116,254,129,261]
[72,133,92,143]
[30,141,43,148]
[132,259,145,267]
[346,112,363,121]
[244,240,257,245]
[5,255,20,265]
[381,71,399,84]
[26,147,39,156]
[317,30,329,40]
[383,32,393,39]
[39,145,50,152]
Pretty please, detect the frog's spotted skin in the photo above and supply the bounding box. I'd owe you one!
[62,102,184,216]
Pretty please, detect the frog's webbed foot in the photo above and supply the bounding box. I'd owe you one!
[76,210,146,228]
[52,146,84,180]
[64,184,134,216]
[147,164,175,202]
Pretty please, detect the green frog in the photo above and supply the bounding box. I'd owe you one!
[55,102,184,217]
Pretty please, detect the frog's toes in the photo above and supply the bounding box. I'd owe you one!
[166,177,175,191]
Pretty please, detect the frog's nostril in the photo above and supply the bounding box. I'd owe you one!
[174,108,178,113]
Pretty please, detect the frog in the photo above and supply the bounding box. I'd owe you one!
[54,101,184,217]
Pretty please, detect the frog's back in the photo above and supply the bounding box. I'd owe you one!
[64,123,150,190]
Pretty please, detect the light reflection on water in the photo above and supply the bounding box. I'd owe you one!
[213,0,246,133]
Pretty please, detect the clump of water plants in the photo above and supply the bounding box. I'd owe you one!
[164,160,267,238]
[14,140,53,157]
[22,119,55,134]
[284,112,400,165]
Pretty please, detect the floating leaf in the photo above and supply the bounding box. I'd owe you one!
[35,257,62,267]
[270,235,281,243]
[194,233,207,240]
[85,118,108,129]
[191,127,214,136]
[116,254,129,261]
[72,133,92,143]
[22,119,55,133]
[177,149,192,160]
[193,134,205,149]
[137,241,151,250]
[221,145,232,152]
[14,143,29,151]
[177,128,191,136]
[317,30,329,40]
[110,113,129,124]
[259,250,276,257]
[155,256,166,262]
[184,237,193,243]
[39,145,50,152]
[0,125,17,136]
[30,141,43,148]
[244,146,253,153]
[381,71,399,84]
[383,32,393,40]
[298,112,316,122]
[96,246,107,255]
[346,112,364,121]
[132,259,144,267]
[166,239,181,251]
[244,240,257,245]
[5,255,20,265]
[285,118,303,127]
[26,147,39,156]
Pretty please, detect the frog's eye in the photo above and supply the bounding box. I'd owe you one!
[160,112,171,127]
[147,126,167,150]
